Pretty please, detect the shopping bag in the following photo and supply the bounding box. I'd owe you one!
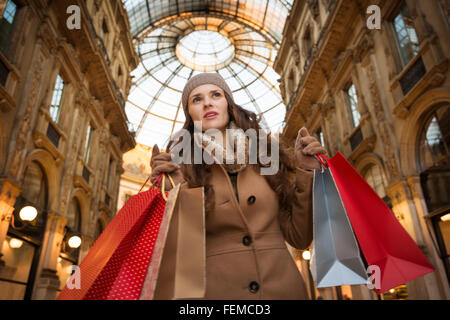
[312,168,369,287]
[139,185,206,299]
[57,173,172,300]
[317,152,435,293]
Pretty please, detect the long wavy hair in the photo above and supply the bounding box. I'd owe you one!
[167,91,298,215]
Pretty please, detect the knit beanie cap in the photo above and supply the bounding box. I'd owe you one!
[181,73,234,116]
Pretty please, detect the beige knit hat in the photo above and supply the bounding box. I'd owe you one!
[181,73,234,116]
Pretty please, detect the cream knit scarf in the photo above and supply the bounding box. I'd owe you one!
[194,121,249,173]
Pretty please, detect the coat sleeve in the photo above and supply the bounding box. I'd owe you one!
[278,167,314,250]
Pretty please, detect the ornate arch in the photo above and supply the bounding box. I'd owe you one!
[22,149,60,212]
[94,211,109,240]
[353,152,388,176]
[399,87,450,176]
[69,188,91,236]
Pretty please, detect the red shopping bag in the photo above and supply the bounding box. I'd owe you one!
[57,174,169,300]
[317,153,435,293]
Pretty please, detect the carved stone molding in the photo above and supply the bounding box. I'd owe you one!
[32,130,65,165]
[354,32,375,63]
[291,39,300,66]
[307,0,320,21]
[8,51,45,178]
[366,59,401,181]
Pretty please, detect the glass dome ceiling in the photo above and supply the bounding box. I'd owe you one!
[123,0,294,148]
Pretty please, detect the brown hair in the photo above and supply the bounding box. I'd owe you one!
[167,91,298,215]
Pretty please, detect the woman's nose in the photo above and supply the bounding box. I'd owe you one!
[203,97,213,107]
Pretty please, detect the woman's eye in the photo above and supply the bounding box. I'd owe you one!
[214,92,221,97]
[193,98,200,103]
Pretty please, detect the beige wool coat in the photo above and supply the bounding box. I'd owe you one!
[178,162,314,300]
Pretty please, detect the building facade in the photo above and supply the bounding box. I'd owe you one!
[117,143,154,211]
[275,0,450,299]
[0,0,137,299]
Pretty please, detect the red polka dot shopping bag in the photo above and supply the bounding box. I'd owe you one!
[57,173,205,300]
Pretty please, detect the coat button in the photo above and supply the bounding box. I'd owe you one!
[242,235,252,246]
[249,281,259,293]
[247,195,256,204]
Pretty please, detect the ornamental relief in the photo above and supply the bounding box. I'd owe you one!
[8,50,45,178]
[365,61,401,182]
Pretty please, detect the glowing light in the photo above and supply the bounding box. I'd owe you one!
[440,214,450,222]
[9,238,23,249]
[302,250,311,261]
[67,235,81,248]
[19,206,38,222]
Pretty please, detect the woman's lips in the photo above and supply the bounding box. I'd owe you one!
[204,112,218,119]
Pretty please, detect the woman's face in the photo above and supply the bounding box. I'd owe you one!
[188,84,230,132]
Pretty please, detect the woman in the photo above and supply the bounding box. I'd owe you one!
[150,73,327,299]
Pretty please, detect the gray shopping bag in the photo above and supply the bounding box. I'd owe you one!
[311,168,369,288]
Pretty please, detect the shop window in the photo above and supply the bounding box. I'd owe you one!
[0,235,36,299]
[418,104,450,287]
[3,161,49,299]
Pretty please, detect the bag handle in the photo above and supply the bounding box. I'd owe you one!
[316,153,329,169]
[139,173,162,193]
[160,174,175,201]
[139,173,176,201]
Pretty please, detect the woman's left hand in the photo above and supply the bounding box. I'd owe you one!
[295,127,328,171]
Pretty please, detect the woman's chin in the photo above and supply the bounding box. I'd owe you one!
[202,120,228,132]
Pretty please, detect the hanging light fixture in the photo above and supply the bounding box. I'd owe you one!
[19,205,38,222]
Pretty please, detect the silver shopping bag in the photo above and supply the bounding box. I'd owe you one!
[311,168,369,288]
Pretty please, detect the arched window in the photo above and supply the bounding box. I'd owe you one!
[67,197,81,233]
[418,105,450,172]
[418,104,450,213]
[363,163,388,199]
[417,104,450,287]
[21,161,48,211]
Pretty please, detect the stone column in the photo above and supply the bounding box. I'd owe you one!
[385,177,450,299]
[0,178,21,267]
[406,175,450,299]
[32,211,67,300]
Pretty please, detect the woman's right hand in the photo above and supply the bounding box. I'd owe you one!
[150,144,185,191]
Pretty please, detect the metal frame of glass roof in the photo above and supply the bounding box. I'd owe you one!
[123,1,293,148]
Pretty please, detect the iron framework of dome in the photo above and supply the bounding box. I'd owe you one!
[123,0,294,148]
